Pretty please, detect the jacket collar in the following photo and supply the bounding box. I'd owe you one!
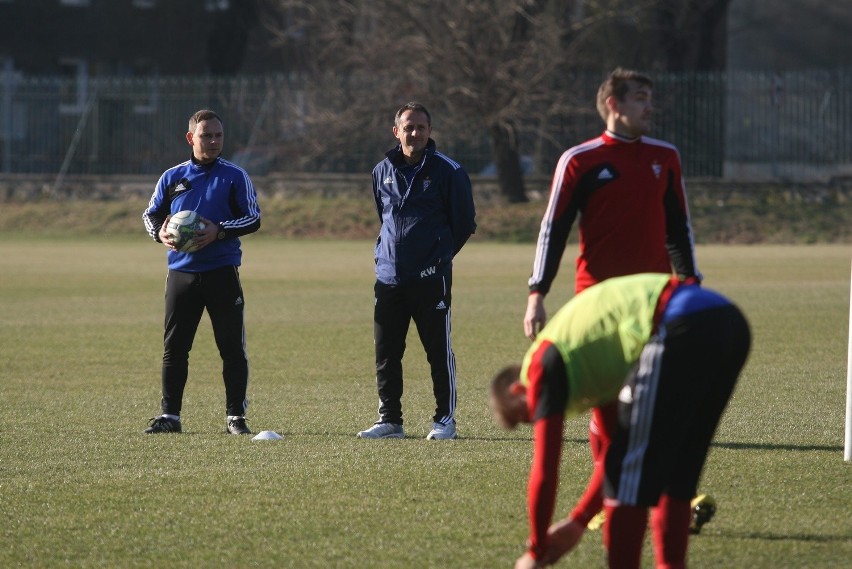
[603,130,642,144]
[386,138,436,166]
[190,154,220,169]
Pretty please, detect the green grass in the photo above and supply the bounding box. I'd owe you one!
[1,237,851,568]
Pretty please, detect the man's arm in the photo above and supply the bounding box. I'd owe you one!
[524,293,547,341]
[447,166,477,255]
[142,174,170,243]
[663,164,701,281]
[528,152,580,297]
[526,414,565,560]
[221,170,261,238]
[371,168,385,222]
[523,340,570,561]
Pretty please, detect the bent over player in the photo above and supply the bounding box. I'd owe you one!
[142,109,261,435]
[493,273,750,568]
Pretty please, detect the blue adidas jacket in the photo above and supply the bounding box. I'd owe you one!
[142,155,261,272]
[372,139,477,285]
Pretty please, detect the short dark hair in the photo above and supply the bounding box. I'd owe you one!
[491,364,522,397]
[188,109,222,132]
[596,68,653,121]
[394,102,431,127]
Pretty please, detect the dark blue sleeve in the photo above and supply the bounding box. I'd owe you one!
[142,173,170,242]
[447,166,476,255]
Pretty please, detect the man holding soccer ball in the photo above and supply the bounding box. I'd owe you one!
[142,109,261,435]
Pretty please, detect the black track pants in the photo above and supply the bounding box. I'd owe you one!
[373,275,457,425]
[160,266,249,417]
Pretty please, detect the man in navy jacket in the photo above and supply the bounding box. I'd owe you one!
[358,102,477,440]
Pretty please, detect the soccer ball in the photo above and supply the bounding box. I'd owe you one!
[165,210,206,252]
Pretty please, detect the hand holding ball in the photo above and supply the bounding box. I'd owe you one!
[165,210,207,252]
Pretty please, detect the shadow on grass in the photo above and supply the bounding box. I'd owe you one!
[242,430,592,444]
[715,530,851,543]
[712,441,844,452]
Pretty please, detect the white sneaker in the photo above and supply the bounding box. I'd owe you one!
[357,422,405,439]
[426,421,457,440]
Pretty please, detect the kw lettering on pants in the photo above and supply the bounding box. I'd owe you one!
[420,266,437,278]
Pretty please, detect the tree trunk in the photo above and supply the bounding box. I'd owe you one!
[490,122,528,203]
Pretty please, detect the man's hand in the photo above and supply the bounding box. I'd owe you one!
[524,293,547,341]
[538,518,586,565]
[158,215,218,252]
[514,552,543,569]
[158,215,177,250]
[191,216,219,250]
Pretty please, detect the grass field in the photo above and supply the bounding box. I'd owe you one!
[2,236,851,568]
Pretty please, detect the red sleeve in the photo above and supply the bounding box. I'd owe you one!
[527,413,565,559]
[528,150,580,297]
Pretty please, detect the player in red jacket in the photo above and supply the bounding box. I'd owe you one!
[522,68,702,561]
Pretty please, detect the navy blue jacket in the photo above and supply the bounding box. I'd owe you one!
[372,139,477,285]
[143,155,261,272]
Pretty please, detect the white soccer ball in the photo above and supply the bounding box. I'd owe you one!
[165,210,206,252]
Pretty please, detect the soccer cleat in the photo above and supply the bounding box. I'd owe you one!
[356,422,405,439]
[426,421,457,440]
[587,511,606,531]
[227,417,252,435]
[145,416,182,434]
[690,494,716,534]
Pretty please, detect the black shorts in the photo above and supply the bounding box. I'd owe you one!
[604,303,751,506]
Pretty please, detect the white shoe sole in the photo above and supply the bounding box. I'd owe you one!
[426,432,458,440]
[357,433,405,439]
[356,428,405,439]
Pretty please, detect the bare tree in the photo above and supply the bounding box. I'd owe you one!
[260,0,635,202]
[257,0,732,200]
[648,0,730,70]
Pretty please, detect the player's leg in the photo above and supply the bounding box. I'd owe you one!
[646,305,749,567]
[656,304,750,561]
[372,280,410,425]
[603,503,648,569]
[613,321,705,569]
[161,269,205,417]
[204,266,250,420]
[411,274,457,436]
[650,493,692,569]
[591,403,617,461]
[603,337,671,569]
